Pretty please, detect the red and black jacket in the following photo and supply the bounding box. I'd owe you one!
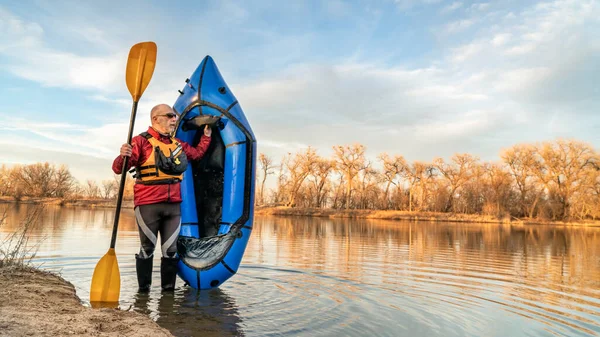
[112,127,211,206]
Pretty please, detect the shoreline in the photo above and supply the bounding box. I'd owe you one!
[0,196,133,209]
[2,197,599,227]
[0,265,173,337]
[254,206,600,227]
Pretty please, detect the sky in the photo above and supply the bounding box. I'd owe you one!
[0,0,599,185]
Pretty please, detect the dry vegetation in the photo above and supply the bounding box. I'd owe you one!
[2,138,598,223]
[0,206,43,269]
[258,138,600,222]
[0,162,134,202]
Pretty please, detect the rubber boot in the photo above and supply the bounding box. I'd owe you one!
[161,256,180,291]
[135,254,153,293]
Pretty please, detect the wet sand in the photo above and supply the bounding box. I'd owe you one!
[0,266,173,337]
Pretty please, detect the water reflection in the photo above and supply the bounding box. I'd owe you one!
[1,204,599,336]
[132,287,243,337]
[245,216,600,336]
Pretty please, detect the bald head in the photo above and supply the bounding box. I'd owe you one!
[150,104,173,120]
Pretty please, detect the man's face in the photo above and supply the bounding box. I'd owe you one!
[152,108,178,134]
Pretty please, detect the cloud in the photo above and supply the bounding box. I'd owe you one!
[0,7,126,92]
[0,117,126,157]
[89,95,131,107]
[491,33,511,46]
[405,85,488,101]
[324,0,352,16]
[394,0,442,10]
[1,0,599,184]
[444,19,476,34]
[442,2,463,13]
[0,141,115,183]
[238,0,600,164]
[450,41,485,62]
[470,3,490,11]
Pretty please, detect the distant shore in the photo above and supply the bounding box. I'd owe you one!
[2,197,599,226]
[255,206,600,227]
[0,196,134,209]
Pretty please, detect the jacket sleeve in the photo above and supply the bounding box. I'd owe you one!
[182,135,211,161]
[112,136,143,174]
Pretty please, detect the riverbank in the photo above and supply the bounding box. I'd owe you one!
[0,265,173,337]
[0,196,133,209]
[2,197,599,226]
[255,206,600,227]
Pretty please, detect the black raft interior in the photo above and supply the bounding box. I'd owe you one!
[187,119,225,239]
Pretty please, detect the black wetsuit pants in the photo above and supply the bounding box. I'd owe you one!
[134,203,181,259]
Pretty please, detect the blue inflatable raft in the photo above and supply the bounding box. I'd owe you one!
[172,56,256,290]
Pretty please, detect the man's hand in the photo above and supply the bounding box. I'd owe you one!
[120,143,133,157]
[204,125,212,137]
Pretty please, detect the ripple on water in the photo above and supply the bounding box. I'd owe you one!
[3,207,600,337]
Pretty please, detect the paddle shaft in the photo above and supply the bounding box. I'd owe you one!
[110,100,139,249]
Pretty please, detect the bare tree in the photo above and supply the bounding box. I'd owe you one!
[531,139,597,220]
[0,165,11,196]
[84,180,100,199]
[378,153,405,209]
[501,144,540,218]
[309,158,334,208]
[283,147,318,207]
[481,162,512,216]
[400,161,436,212]
[52,165,75,198]
[333,144,367,209]
[101,180,117,199]
[433,154,478,212]
[356,161,380,209]
[258,153,276,205]
[20,163,55,197]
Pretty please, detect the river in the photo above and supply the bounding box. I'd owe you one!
[1,204,599,336]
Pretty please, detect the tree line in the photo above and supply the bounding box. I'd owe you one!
[258,138,600,221]
[0,163,134,201]
[2,138,598,221]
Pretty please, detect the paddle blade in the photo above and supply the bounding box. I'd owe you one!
[90,248,121,304]
[126,41,157,102]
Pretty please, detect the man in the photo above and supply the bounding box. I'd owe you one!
[112,103,211,292]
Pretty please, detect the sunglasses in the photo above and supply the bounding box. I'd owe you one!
[158,113,178,119]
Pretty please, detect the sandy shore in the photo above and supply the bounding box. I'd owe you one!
[0,266,173,337]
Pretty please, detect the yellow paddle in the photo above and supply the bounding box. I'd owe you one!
[90,41,157,306]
